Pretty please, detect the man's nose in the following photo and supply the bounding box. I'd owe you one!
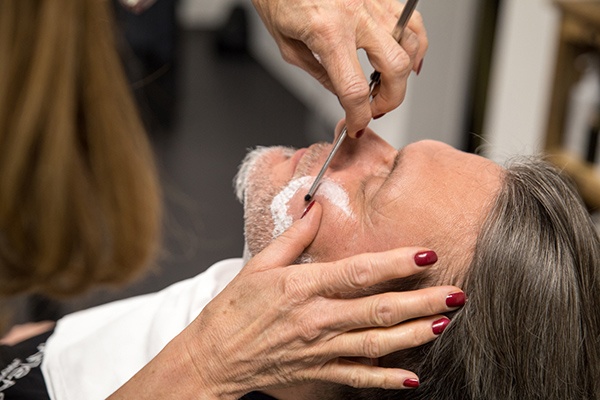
[328,134,368,171]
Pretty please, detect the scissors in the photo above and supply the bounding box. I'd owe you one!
[304,0,420,202]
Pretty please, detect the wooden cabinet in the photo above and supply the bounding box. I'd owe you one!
[545,1,600,209]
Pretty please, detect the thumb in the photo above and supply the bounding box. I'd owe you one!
[247,201,322,272]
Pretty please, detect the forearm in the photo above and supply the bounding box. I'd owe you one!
[107,333,238,400]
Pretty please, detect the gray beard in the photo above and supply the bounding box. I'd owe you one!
[234,146,316,265]
[234,146,293,260]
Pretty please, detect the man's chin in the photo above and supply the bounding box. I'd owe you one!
[237,146,296,262]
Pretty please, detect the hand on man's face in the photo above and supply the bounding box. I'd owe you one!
[237,127,503,276]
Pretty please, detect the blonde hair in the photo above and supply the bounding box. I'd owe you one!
[0,0,161,297]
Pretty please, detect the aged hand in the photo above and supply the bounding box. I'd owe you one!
[180,202,460,398]
[252,0,428,138]
[109,203,460,399]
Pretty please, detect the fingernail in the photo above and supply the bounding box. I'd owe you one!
[355,129,365,139]
[301,200,316,219]
[374,113,385,120]
[414,250,437,267]
[432,317,450,335]
[416,59,424,76]
[446,292,466,308]
[403,378,420,388]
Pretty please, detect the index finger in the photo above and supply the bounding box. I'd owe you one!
[246,201,323,273]
[295,247,438,296]
[316,43,373,138]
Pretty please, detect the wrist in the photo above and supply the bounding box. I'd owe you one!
[108,333,240,400]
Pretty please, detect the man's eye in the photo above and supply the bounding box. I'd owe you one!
[361,175,387,199]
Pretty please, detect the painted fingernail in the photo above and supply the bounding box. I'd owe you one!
[414,250,437,267]
[432,317,450,335]
[301,200,316,219]
[403,378,420,388]
[446,292,466,308]
[355,129,365,139]
[416,59,424,75]
[374,113,385,120]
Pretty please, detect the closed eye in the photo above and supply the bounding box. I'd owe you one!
[386,149,404,181]
[360,149,404,198]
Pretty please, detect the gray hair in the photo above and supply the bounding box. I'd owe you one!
[339,159,600,399]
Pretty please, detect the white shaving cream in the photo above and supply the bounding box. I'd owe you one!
[270,176,354,238]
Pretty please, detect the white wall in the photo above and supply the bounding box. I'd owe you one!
[483,0,560,163]
[178,0,562,158]
[178,0,240,29]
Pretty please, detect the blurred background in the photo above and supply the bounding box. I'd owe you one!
[19,0,600,322]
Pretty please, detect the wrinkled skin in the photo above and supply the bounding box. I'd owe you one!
[252,0,428,137]
[109,206,462,399]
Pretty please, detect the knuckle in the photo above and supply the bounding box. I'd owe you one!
[279,45,301,66]
[386,47,411,75]
[405,324,425,348]
[346,261,373,289]
[423,291,443,315]
[281,271,311,304]
[339,78,370,107]
[379,374,395,390]
[371,295,395,326]
[300,15,336,44]
[362,331,382,358]
[348,368,369,388]
[374,87,405,113]
[296,320,322,343]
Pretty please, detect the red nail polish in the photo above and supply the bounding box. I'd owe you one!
[432,317,450,335]
[374,113,385,120]
[416,59,424,75]
[301,200,316,219]
[414,250,437,266]
[446,292,466,308]
[403,378,420,388]
[355,129,365,139]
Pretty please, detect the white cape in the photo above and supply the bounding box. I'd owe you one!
[41,258,244,400]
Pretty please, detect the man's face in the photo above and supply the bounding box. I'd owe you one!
[237,123,503,272]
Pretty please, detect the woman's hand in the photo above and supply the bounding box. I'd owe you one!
[185,202,459,398]
[110,202,460,399]
[252,0,428,138]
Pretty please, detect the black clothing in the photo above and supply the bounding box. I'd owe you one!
[0,330,53,400]
[0,329,279,400]
[242,392,278,400]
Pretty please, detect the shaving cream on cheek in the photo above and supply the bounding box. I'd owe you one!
[270,176,354,238]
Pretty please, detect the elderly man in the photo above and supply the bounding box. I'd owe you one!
[234,120,600,400]
[237,121,502,274]
[35,123,475,400]
[14,123,600,399]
